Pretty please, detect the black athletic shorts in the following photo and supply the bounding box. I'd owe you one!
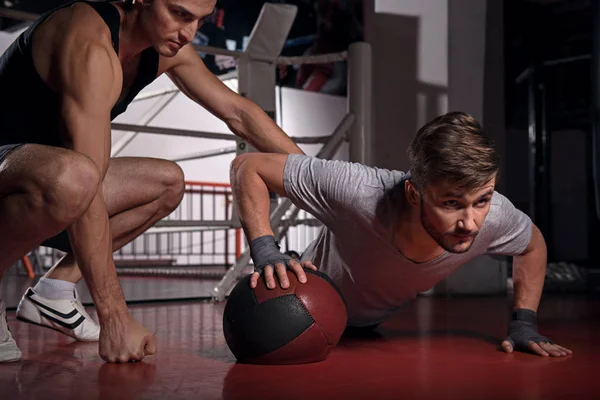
[0,143,24,163]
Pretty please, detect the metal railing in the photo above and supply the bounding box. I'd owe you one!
[114,181,240,271]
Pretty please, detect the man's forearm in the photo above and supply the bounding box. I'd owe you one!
[67,189,127,321]
[231,157,276,241]
[512,245,547,312]
[234,102,304,155]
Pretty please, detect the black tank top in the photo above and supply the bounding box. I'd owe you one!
[0,0,159,147]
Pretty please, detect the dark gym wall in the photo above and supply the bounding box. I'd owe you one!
[363,0,420,171]
[364,0,508,294]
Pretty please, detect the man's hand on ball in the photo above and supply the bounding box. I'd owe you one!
[250,260,317,289]
[249,235,317,289]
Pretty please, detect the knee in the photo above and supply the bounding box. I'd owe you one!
[158,161,185,214]
[43,153,101,225]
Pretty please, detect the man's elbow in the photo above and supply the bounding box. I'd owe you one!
[224,98,258,141]
[229,153,257,187]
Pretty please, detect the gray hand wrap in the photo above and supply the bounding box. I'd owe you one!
[250,235,293,274]
[506,309,552,351]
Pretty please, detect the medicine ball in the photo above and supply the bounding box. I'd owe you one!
[223,269,347,365]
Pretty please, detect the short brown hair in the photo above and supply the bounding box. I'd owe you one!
[407,111,499,190]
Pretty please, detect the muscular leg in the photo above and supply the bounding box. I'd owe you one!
[0,144,100,361]
[44,157,185,282]
[0,144,100,273]
[0,144,99,354]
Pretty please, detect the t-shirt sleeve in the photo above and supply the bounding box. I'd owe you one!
[485,192,533,256]
[283,154,401,226]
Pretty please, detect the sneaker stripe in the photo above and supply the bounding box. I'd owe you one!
[25,289,79,319]
[38,310,86,330]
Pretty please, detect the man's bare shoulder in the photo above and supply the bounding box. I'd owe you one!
[32,2,120,90]
[36,2,114,46]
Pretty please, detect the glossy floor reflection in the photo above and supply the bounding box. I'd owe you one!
[1,295,598,400]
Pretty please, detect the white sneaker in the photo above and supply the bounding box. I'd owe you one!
[16,288,100,342]
[0,309,22,362]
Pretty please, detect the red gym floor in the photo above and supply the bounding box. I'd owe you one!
[1,294,599,399]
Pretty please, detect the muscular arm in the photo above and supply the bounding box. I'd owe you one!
[230,152,318,288]
[511,224,547,312]
[57,40,125,321]
[232,152,370,240]
[501,223,571,357]
[231,152,370,289]
[230,153,289,241]
[165,46,303,155]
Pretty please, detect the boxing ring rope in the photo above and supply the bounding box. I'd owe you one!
[110,123,335,144]
[131,86,180,103]
[112,91,179,156]
[193,44,348,66]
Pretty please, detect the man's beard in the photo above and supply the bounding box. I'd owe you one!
[420,199,477,254]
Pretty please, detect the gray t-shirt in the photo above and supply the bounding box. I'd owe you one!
[283,154,533,326]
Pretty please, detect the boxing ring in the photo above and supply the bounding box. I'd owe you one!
[2,3,372,301]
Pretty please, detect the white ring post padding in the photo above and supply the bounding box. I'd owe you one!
[211,113,355,301]
[236,3,298,130]
[245,4,298,62]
